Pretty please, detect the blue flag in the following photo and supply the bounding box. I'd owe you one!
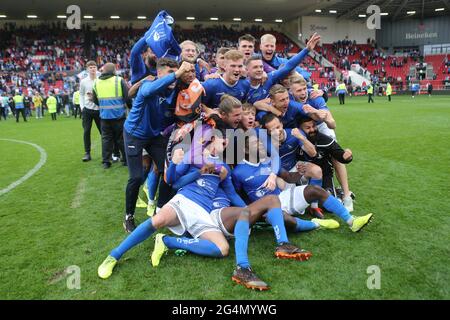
[145,11,181,60]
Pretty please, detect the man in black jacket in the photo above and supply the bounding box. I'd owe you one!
[297,117,353,198]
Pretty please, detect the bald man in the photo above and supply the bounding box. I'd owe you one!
[93,63,130,169]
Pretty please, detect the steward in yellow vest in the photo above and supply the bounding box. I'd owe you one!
[92,63,130,168]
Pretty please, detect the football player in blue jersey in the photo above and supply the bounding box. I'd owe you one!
[129,35,157,85]
[255,84,323,128]
[98,127,272,290]
[261,113,326,218]
[122,59,193,232]
[290,76,354,212]
[202,50,250,109]
[205,47,231,78]
[232,135,373,233]
[246,33,321,106]
[238,34,256,61]
[180,40,209,82]
[240,103,257,131]
[259,34,311,81]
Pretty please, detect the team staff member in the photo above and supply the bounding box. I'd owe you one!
[13,91,27,122]
[92,63,130,169]
[298,117,353,202]
[122,58,192,233]
[80,60,102,162]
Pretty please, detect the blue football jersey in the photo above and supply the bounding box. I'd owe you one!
[232,160,281,203]
[202,77,250,108]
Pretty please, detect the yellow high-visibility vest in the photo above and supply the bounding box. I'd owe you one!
[73,91,80,105]
[93,76,125,120]
[13,95,24,109]
[47,96,57,113]
[386,83,392,95]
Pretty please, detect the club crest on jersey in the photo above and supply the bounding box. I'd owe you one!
[256,189,267,198]
[197,179,206,187]
[260,167,272,175]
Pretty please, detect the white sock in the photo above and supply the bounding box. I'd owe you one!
[346,216,354,226]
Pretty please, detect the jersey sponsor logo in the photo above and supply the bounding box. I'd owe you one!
[244,175,255,181]
[153,31,160,41]
[212,201,221,208]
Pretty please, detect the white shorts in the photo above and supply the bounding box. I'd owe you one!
[278,185,309,215]
[210,208,234,239]
[167,194,221,238]
[317,122,337,140]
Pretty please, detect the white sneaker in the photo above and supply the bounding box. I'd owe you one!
[343,196,354,212]
[112,155,119,162]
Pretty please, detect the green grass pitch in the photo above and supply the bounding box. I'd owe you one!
[0,94,449,299]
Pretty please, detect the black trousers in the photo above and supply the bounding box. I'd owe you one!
[0,108,7,120]
[368,94,374,103]
[15,108,27,122]
[73,105,81,118]
[338,93,345,105]
[101,118,125,164]
[388,95,391,101]
[124,130,170,215]
[82,108,101,153]
[51,112,57,120]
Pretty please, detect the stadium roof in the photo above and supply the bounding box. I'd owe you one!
[311,0,450,20]
[0,0,449,21]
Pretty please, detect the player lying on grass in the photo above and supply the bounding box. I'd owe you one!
[99,127,306,290]
[150,130,331,289]
[231,134,373,231]
[162,127,315,242]
[98,127,269,288]
[164,144,326,256]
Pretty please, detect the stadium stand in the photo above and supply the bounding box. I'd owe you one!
[1,22,448,96]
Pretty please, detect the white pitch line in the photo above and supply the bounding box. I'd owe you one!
[71,177,87,209]
[0,138,47,196]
